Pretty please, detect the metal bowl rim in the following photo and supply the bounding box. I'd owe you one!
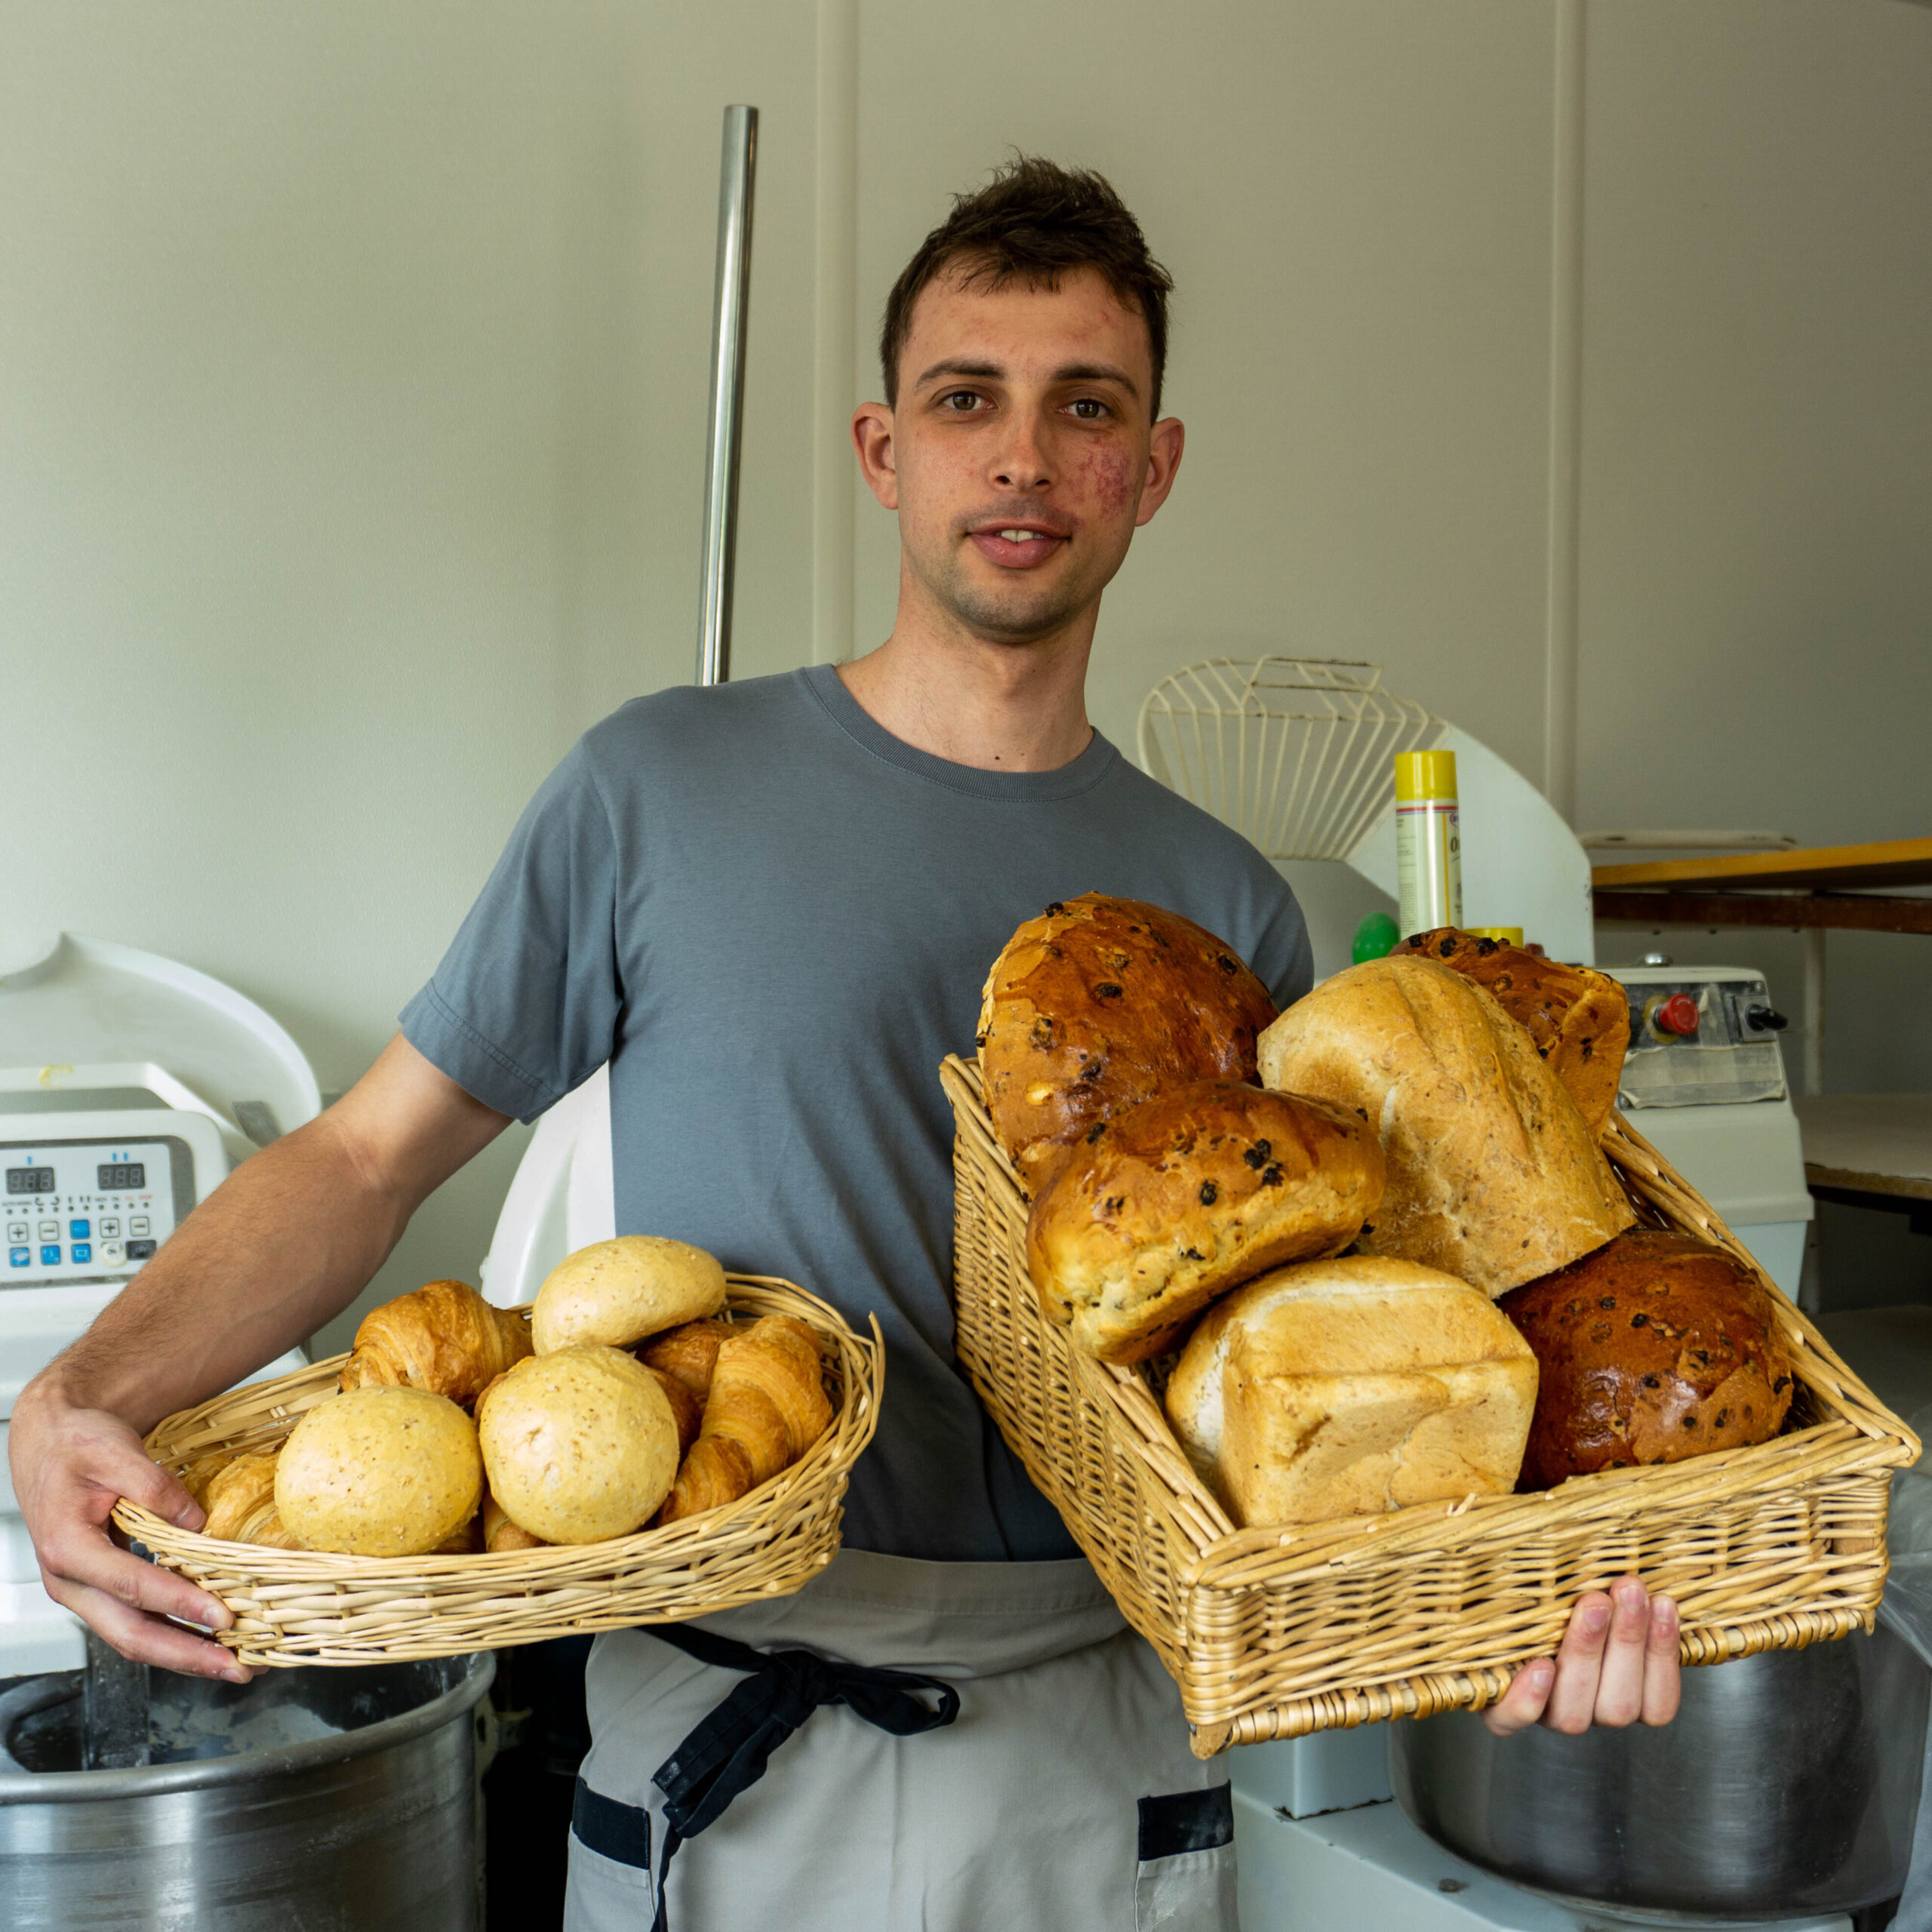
[0,1651,494,1804]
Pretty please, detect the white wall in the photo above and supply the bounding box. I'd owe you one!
[3,1,1928,1351]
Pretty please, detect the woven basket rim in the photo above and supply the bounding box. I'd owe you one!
[939,1052,1921,1580]
[116,1275,882,1582]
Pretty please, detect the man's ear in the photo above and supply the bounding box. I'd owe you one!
[852,401,899,510]
[1134,417,1186,528]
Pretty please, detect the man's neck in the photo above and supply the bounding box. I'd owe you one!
[836,576,1097,774]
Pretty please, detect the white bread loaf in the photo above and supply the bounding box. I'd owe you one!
[1257,955,1633,1297]
[1164,1255,1538,1527]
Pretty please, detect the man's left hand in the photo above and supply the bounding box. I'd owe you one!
[1482,1574,1681,1736]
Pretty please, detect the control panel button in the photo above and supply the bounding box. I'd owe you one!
[8,1248,27,1269]
[71,1243,92,1264]
[130,1217,151,1236]
[6,1224,23,1244]
[125,1238,157,1262]
[1654,993,1701,1036]
[39,1246,60,1266]
[100,1217,121,1238]
[70,1219,90,1241]
[38,1221,57,1242]
[101,1241,125,1265]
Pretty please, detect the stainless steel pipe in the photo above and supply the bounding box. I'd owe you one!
[1389,1623,1927,1918]
[0,1652,493,1930]
[696,103,759,689]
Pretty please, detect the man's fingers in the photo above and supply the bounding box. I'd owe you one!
[107,1449,205,1532]
[1642,1595,1681,1726]
[1481,1657,1555,1737]
[1589,1577,1653,1728]
[1541,1590,1612,1734]
[42,1527,234,1635]
[51,1580,249,1681]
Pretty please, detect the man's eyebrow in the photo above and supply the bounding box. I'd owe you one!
[912,358,1141,398]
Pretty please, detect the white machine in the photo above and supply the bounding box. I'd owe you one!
[0,934,319,1675]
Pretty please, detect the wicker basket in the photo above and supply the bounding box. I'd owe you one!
[940,1056,1920,1757]
[114,1276,883,1667]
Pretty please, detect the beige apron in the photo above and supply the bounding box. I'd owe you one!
[563,1549,1239,1932]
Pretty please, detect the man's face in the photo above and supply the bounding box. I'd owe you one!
[854,265,1183,647]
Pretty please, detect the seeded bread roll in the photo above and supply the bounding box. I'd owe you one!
[1498,1229,1794,1488]
[532,1236,728,1355]
[1394,928,1629,1134]
[1165,1255,1539,1527]
[978,894,1278,1193]
[1258,956,1634,1297]
[1026,1081,1385,1363]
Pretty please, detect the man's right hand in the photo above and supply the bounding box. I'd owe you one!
[10,1377,250,1680]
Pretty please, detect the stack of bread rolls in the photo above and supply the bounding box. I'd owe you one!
[985,901,1793,1531]
[171,1238,833,1557]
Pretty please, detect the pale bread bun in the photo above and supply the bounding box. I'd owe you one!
[1257,955,1633,1297]
[477,1345,678,1544]
[532,1236,728,1355]
[1025,1081,1385,1363]
[275,1388,483,1557]
[1165,1255,1538,1527]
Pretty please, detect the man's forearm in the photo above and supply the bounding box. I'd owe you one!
[40,1112,411,1431]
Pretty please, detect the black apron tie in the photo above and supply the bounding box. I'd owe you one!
[642,1620,961,1932]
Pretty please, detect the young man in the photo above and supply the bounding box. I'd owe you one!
[14,159,1678,1927]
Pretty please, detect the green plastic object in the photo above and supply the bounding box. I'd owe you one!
[1352,911,1401,964]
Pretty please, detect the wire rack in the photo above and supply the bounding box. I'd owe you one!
[1137,658,1442,861]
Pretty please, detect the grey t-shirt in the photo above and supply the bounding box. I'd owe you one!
[401,663,1312,1562]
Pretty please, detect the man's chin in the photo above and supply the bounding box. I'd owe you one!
[943,575,1094,647]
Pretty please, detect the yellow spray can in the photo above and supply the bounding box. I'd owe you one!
[1394,749,1462,939]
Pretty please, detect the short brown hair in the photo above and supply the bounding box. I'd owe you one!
[880,155,1175,420]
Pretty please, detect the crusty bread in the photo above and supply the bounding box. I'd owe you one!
[1257,956,1634,1297]
[1395,928,1629,1134]
[1026,1081,1384,1363]
[1499,1229,1794,1487]
[1165,1255,1538,1527]
[978,894,1278,1193]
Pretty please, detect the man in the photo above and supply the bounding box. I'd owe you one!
[14,158,1678,1927]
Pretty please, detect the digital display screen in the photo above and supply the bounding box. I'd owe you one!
[97,1163,147,1192]
[6,1168,57,1195]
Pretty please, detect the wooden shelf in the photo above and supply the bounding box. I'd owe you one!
[1592,836,1932,935]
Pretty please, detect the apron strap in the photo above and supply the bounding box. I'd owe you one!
[643,1620,961,1932]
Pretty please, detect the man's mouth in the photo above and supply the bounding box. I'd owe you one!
[967,522,1070,570]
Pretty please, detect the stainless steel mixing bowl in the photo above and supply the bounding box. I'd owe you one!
[1389,1624,1927,1919]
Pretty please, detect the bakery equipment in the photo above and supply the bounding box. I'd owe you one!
[0,1651,492,1929]
[0,932,317,1675]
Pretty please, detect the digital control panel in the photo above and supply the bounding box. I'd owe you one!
[2,1137,192,1286]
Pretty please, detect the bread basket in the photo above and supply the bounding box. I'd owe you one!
[940,1054,1919,1757]
[114,1276,883,1667]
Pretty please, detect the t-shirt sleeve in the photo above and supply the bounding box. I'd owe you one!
[399,740,621,1122]
[1248,872,1316,1013]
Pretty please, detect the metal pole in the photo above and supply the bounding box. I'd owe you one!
[697,105,758,688]
[1801,924,1826,1096]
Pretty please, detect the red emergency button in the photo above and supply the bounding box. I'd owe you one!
[1655,993,1700,1036]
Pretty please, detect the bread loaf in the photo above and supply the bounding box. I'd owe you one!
[275,1387,484,1557]
[532,1236,728,1355]
[1164,1256,1539,1527]
[1499,1229,1794,1487]
[1257,956,1634,1296]
[1025,1081,1384,1363]
[1395,928,1629,1134]
[476,1346,680,1544]
[978,894,1278,1192]
[339,1279,532,1404]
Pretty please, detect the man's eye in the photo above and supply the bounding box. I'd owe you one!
[1069,398,1109,421]
[941,392,985,412]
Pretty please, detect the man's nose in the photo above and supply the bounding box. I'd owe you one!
[990,407,1054,492]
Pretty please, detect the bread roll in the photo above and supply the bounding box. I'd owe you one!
[275,1388,484,1557]
[1499,1229,1794,1488]
[1165,1256,1539,1527]
[339,1278,532,1404]
[977,894,1278,1192]
[1025,1081,1385,1363]
[532,1237,728,1355]
[1395,928,1629,1134]
[1258,956,1634,1297]
[200,1451,304,1548]
[477,1346,678,1544]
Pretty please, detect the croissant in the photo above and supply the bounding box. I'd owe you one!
[639,1318,730,1404]
[340,1279,533,1404]
[657,1315,832,1524]
[201,1451,304,1548]
[645,1365,704,1454]
[178,1447,237,1508]
[483,1491,548,1552]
